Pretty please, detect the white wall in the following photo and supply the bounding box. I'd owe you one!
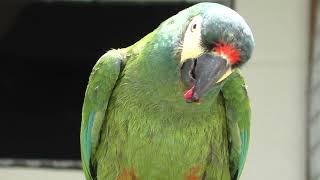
[236,0,309,180]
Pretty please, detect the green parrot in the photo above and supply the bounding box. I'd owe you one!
[81,2,254,180]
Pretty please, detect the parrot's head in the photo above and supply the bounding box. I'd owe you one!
[176,3,254,103]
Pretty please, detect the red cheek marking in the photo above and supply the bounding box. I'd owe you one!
[117,168,137,180]
[213,42,240,64]
[184,86,195,101]
[185,166,201,180]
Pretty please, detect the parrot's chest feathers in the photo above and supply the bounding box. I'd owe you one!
[106,85,227,178]
[97,58,231,179]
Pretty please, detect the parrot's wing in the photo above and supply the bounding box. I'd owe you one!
[221,69,251,180]
[81,49,125,180]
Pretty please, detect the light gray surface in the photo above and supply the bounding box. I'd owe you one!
[237,0,309,180]
[0,167,84,180]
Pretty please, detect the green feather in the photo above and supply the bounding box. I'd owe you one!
[221,69,251,180]
[81,50,124,179]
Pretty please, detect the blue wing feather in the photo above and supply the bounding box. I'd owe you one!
[85,112,95,161]
[238,130,249,178]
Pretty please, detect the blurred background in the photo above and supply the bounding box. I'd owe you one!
[0,0,315,179]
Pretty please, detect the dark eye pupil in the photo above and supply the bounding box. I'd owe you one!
[193,24,197,29]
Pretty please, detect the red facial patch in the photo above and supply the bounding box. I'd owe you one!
[213,42,240,64]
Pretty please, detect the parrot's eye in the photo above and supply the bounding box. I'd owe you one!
[189,16,202,33]
[191,24,197,32]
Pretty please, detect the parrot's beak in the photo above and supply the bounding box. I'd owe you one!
[180,53,231,103]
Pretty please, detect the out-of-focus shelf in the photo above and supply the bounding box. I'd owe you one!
[0,167,84,180]
[0,159,81,169]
